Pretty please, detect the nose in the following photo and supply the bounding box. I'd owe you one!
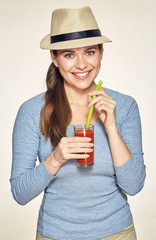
[75,55,87,70]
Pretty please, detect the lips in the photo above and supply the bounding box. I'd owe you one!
[72,70,91,78]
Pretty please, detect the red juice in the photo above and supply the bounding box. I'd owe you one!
[74,126,94,166]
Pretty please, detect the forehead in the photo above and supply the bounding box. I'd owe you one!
[58,45,99,53]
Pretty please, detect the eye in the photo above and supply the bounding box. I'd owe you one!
[86,50,94,56]
[64,53,74,58]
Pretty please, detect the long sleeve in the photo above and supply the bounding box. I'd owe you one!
[10,99,55,205]
[114,98,146,196]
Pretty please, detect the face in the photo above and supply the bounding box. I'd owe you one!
[50,45,103,90]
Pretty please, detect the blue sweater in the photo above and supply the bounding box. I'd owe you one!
[10,88,146,239]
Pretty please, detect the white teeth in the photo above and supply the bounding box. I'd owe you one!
[74,72,89,77]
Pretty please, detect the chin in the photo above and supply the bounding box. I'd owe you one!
[75,81,94,90]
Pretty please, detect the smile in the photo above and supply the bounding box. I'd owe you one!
[72,70,91,78]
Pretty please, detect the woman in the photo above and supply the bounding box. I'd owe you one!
[10,6,146,240]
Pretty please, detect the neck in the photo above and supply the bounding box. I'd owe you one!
[64,81,96,106]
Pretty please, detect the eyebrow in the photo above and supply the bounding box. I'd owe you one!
[86,47,97,51]
[60,50,75,54]
[60,46,97,54]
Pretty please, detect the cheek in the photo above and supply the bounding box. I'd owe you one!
[58,64,72,80]
[58,61,73,73]
[89,55,102,68]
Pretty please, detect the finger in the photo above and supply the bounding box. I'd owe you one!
[88,96,115,108]
[61,136,92,144]
[88,89,112,98]
[95,99,116,110]
[95,103,114,113]
[75,154,90,159]
[68,153,90,159]
[68,142,94,148]
[67,147,94,153]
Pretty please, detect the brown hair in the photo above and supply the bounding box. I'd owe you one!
[40,44,102,150]
[40,59,72,150]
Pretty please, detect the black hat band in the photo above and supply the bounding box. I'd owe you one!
[51,29,101,44]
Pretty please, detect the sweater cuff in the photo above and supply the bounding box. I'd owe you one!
[39,160,57,181]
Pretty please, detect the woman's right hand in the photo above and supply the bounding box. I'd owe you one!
[44,136,93,175]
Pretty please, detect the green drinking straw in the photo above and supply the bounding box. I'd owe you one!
[85,80,103,128]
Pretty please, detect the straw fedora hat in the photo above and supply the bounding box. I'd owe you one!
[40,6,112,50]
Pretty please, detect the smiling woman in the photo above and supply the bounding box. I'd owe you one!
[10,6,146,240]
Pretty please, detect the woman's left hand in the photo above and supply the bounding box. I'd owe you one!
[88,89,117,133]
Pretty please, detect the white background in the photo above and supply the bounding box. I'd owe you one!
[0,0,156,239]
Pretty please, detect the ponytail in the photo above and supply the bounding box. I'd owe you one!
[40,62,72,150]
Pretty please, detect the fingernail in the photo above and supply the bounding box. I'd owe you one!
[87,138,91,141]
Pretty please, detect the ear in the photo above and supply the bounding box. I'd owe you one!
[50,50,58,67]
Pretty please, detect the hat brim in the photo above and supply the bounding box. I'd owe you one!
[40,34,112,50]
